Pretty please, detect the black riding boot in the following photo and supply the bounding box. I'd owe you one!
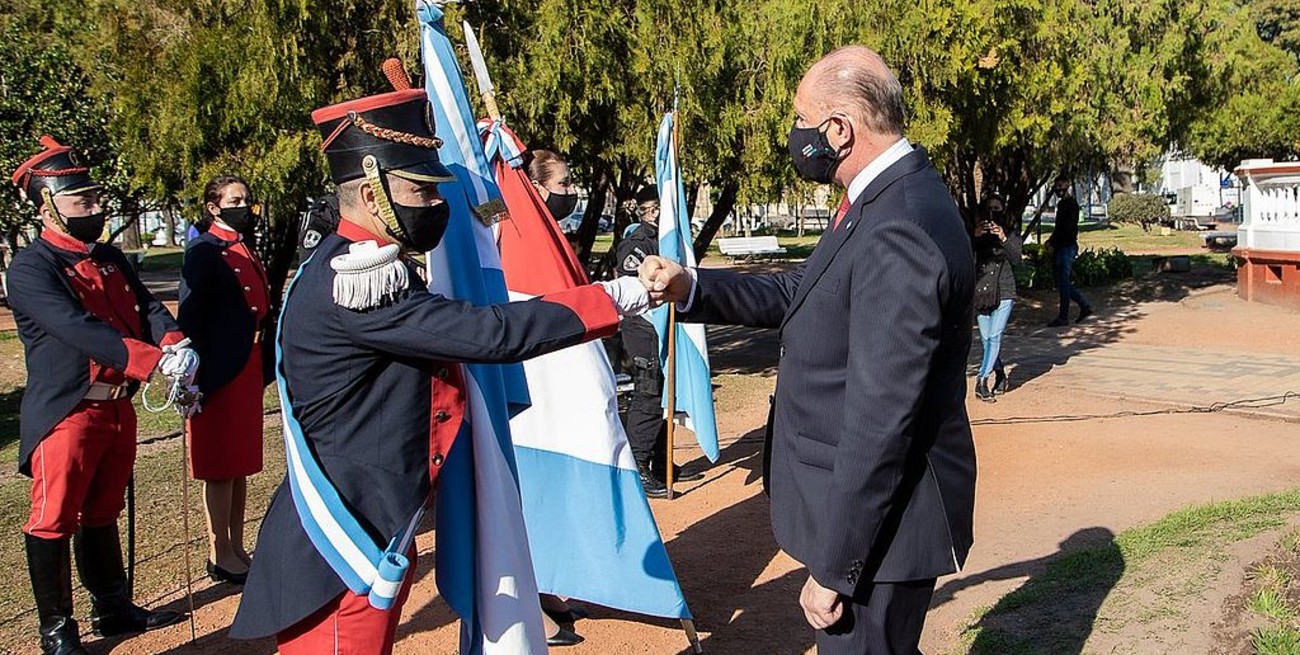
[26,534,87,655]
[73,524,185,637]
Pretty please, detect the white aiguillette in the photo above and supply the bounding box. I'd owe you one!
[330,240,410,310]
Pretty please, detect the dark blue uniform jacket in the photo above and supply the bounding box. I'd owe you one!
[7,232,181,474]
[231,226,618,638]
[178,231,275,392]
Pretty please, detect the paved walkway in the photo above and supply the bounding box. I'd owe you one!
[1001,335,1300,421]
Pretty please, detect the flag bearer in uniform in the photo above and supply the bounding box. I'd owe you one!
[178,175,275,585]
[8,136,196,655]
[230,74,650,655]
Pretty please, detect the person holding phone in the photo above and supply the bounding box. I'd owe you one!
[972,194,1022,401]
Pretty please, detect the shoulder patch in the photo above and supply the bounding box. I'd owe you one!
[302,229,322,250]
[622,254,642,272]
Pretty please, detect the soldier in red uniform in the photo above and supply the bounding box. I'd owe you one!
[178,175,274,585]
[8,137,196,655]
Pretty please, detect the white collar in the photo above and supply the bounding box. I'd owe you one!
[846,137,913,204]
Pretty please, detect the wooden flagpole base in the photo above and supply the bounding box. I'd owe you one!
[682,619,703,653]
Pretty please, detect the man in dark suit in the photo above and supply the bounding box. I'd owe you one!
[640,46,976,653]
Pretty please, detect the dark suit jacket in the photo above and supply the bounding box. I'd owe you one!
[684,148,976,596]
[231,230,619,638]
[178,231,275,392]
[7,236,181,474]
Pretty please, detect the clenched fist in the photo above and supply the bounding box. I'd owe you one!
[638,255,693,305]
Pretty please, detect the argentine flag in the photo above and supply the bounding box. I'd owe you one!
[482,119,692,620]
[651,111,720,462]
[417,2,546,653]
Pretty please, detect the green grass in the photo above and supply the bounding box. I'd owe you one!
[0,415,287,652]
[130,247,184,272]
[1076,222,1208,253]
[957,489,1300,655]
[1255,626,1300,655]
[1247,531,1300,655]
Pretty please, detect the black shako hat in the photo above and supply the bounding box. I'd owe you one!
[311,60,454,186]
[11,136,102,204]
[634,184,660,205]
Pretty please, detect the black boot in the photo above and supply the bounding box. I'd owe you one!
[975,377,996,402]
[993,363,1011,395]
[74,524,185,637]
[26,534,88,655]
[652,462,707,483]
[637,462,670,498]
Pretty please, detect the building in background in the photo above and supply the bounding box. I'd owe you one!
[1233,159,1300,309]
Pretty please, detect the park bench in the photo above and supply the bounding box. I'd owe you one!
[717,236,787,261]
[1201,231,1238,250]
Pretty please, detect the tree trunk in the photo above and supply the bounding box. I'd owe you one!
[163,208,177,247]
[693,181,738,262]
[1110,163,1136,195]
[259,203,300,313]
[112,212,143,250]
[574,170,609,264]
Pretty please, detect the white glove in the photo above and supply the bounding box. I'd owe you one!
[596,277,652,317]
[159,347,200,386]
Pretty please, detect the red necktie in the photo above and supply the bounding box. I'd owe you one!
[832,196,851,230]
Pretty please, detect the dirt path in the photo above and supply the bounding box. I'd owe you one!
[51,278,1300,655]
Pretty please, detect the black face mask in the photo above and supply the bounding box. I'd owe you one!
[544,192,578,221]
[65,212,108,244]
[787,120,844,184]
[219,206,258,235]
[388,201,451,252]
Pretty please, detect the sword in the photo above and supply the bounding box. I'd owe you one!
[462,20,502,121]
[126,475,135,596]
[174,389,201,645]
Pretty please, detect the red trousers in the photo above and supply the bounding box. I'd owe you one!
[25,399,137,539]
[277,553,417,655]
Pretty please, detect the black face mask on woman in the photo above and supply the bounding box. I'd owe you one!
[544,191,579,221]
[388,200,451,253]
[218,206,258,235]
[65,212,108,244]
[787,119,845,184]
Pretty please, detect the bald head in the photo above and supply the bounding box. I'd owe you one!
[799,46,905,137]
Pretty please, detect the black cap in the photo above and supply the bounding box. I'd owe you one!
[634,184,660,204]
[11,136,101,204]
[312,88,454,186]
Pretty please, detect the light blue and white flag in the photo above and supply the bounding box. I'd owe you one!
[651,111,719,462]
[480,120,693,620]
[417,2,546,653]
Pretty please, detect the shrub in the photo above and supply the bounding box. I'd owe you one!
[1108,193,1170,231]
[1013,246,1134,291]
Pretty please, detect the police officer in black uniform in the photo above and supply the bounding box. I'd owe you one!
[615,185,704,497]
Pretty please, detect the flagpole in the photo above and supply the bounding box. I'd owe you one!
[664,102,684,501]
[682,618,703,653]
[664,302,678,500]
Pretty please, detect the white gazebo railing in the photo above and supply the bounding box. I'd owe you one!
[1237,159,1300,252]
